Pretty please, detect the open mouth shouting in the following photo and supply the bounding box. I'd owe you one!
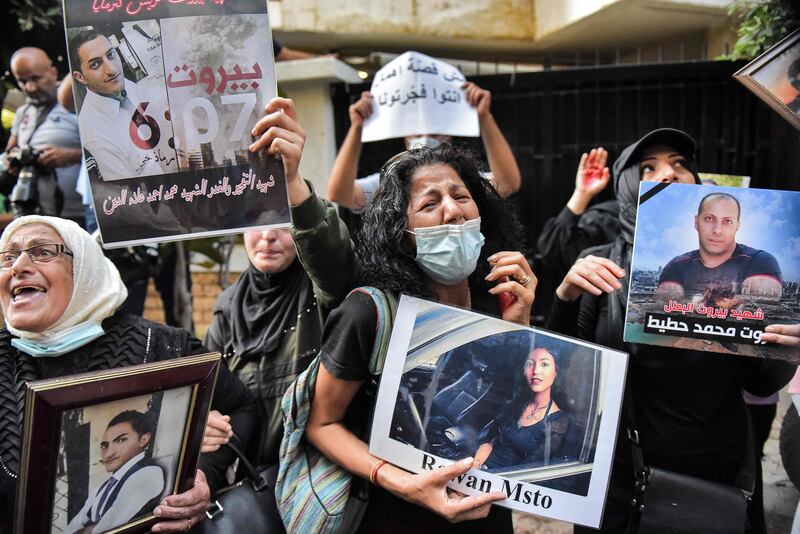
[11,284,47,304]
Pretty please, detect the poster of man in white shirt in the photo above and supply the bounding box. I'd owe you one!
[68,25,178,181]
[65,410,164,533]
[52,388,191,533]
[61,1,287,247]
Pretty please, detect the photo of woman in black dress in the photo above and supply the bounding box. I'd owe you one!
[474,342,582,472]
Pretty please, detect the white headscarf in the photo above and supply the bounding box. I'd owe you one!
[0,215,128,342]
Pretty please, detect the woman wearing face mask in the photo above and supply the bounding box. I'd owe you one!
[474,345,580,472]
[546,129,795,533]
[0,215,256,533]
[306,143,534,530]
[326,81,521,212]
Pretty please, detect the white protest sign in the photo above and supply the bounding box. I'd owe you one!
[361,51,480,142]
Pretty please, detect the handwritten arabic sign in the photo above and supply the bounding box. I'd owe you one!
[624,182,800,363]
[62,0,289,247]
[361,51,479,143]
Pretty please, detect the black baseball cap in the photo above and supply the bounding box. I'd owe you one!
[613,128,697,176]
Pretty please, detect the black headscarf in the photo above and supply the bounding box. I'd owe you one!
[607,129,702,328]
[228,257,312,361]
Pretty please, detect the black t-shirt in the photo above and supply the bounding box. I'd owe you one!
[658,243,782,298]
[537,201,620,272]
[321,287,500,383]
[319,289,512,532]
[320,291,377,382]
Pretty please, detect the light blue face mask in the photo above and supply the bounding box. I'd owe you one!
[409,218,485,285]
[406,136,442,150]
[11,321,105,357]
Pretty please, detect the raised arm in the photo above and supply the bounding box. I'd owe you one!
[462,82,520,198]
[250,97,356,307]
[249,96,309,207]
[537,149,616,271]
[326,91,373,209]
[290,190,356,308]
[566,148,610,215]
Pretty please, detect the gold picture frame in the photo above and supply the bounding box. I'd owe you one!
[734,28,800,130]
[15,352,220,534]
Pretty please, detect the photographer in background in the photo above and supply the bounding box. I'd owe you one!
[1,47,85,227]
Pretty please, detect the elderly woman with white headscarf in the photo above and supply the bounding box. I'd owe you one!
[0,215,256,533]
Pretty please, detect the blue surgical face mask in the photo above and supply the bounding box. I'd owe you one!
[11,321,105,357]
[409,218,485,285]
[406,136,442,150]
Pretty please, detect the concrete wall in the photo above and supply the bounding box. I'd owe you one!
[268,0,734,61]
[276,0,536,41]
[534,0,620,40]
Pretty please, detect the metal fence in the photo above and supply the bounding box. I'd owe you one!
[330,60,800,320]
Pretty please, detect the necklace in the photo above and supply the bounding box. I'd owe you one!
[466,288,472,310]
[526,403,547,421]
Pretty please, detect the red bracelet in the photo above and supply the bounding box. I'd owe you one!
[369,460,387,485]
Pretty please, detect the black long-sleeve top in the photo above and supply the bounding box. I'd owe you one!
[546,244,794,484]
[537,201,620,273]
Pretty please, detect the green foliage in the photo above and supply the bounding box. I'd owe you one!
[11,0,62,32]
[725,0,794,60]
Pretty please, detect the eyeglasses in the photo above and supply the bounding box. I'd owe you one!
[0,243,73,269]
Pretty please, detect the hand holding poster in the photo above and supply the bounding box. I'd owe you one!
[62,0,289,247]
[369,296,628,528]
[361,51,479,142]
[624,182,800,363]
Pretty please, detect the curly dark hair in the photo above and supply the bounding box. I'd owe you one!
[356,143,525,299]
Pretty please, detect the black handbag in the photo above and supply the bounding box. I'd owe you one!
[623,389,754,534]
[191,438,285,534]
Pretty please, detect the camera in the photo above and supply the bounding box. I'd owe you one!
[0,145,41,216]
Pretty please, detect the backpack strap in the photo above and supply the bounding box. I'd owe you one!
[276,288,398,532]
[346,287,398,376]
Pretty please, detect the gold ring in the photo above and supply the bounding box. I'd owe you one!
[517,274,532,287]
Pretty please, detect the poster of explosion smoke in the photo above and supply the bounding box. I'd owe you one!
[62,0,288,247]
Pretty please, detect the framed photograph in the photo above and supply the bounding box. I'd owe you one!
[734,28,800,130]
[624,182,800,363]
[369,296,628,528]
[15,353,221,534]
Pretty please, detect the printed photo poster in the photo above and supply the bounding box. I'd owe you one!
[361,51,480,142]
[61,0,289,247]
[50,387,191,533]
[624,182,800,363]
[369,296,628,528]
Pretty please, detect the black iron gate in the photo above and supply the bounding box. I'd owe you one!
[330,60,800,321]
